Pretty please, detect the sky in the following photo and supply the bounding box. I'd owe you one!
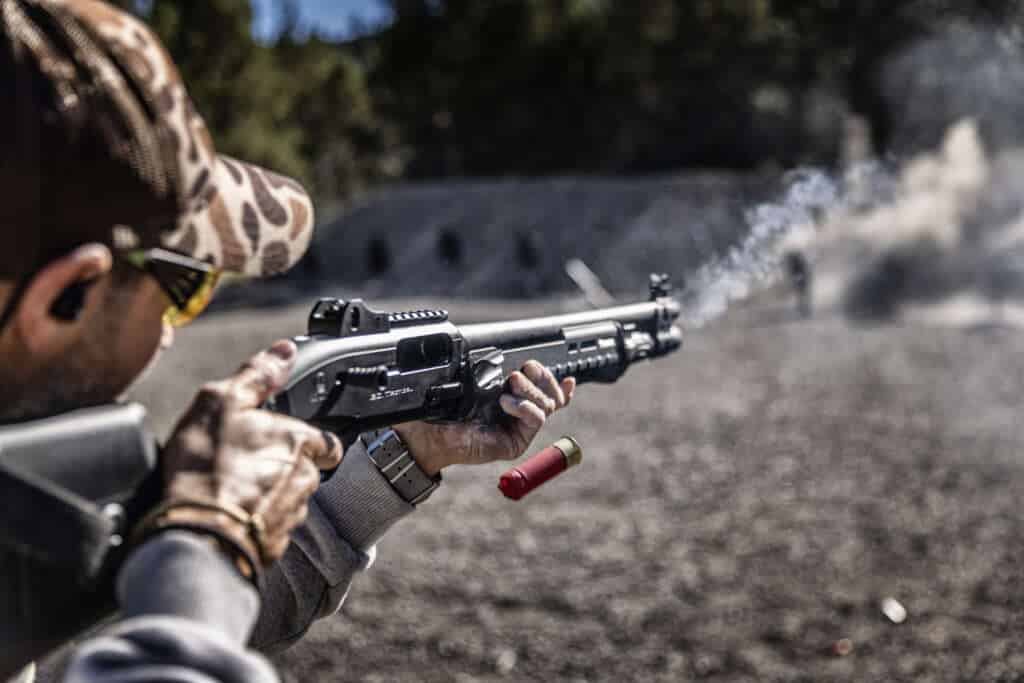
[251,0,392,40]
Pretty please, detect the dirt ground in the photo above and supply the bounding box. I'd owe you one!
[41,289,1024,682]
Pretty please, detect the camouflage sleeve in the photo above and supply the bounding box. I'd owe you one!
[250,438,415,652]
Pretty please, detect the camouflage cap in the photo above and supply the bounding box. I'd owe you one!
[0,0,314,279]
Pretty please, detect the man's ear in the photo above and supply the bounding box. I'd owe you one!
[13,244,113,356]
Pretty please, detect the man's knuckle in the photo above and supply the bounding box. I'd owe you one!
[533,387,550,407]
[324,431,342,456]
[186,386,230,423]
[238,358,259,373]
[294,429,320,456]
[179,425,214,455]
[248,368,275,393]
[301,477,318,499]
[197,381,228,402]
[299,458,319,481]
[266,538,288,561]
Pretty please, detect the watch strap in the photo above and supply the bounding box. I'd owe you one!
[363,429,441,505]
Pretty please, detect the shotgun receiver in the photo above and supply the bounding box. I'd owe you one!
[268,274,682,439]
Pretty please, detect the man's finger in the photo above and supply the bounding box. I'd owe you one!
[254,456,319,527]
[262,505,311,547]
[294,423,344,471]
[268,469,317,532]
[251,412,343,471]
[507,371,557,415]
[305,429,344,471]
[561,377,576,406]
[522,361,565,409]
[291,457,322,498]
[263,535,292,563]
[499,393,546,431]
[223,340,297,409]
[279,503,310,536]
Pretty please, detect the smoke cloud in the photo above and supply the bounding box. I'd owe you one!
[681,20,1024,329]
[680,170,839,327]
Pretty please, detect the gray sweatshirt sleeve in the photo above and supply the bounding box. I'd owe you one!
[250,438,416,651]
[63,532,278,683]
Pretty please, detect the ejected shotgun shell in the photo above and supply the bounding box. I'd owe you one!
[498,436,582,500]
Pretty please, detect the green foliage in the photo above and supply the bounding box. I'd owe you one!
[130,0,396,199]
[147,1,306,179]
[370,0,1024,176]
[275,34,403,197]
[123,0,1024,198]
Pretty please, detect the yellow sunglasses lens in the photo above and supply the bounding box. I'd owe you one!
[162,270,221,327]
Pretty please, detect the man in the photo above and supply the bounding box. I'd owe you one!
[0,1,576,681]
[784,251,813,318]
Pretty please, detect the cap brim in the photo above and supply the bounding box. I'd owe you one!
[164,154,314,277]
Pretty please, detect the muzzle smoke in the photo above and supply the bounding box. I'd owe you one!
[680,170,842,327]
[681,112,1024,329]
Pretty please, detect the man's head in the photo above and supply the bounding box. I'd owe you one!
[0,0,316,421]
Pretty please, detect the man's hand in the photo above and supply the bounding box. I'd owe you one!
[393,360,576,476]
[155,340,343,568]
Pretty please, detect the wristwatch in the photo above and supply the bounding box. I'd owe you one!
[362,428,442,505]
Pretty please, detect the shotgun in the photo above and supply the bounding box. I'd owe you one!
[0,274,682,676]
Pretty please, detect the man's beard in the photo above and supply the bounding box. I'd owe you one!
[0,347,129,422]
[2,366,126,421]
[0,284,143,423]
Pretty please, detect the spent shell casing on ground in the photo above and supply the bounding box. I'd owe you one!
[498,436,582,500]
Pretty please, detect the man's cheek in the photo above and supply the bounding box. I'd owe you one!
[116,347,161,401]
[115,322,169,400]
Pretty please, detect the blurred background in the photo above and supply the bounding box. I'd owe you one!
[104,0,1024,308]
[83,1,1024,681]
[113,0,1024,191]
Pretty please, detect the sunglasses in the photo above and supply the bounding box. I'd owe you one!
[121,248,221,327]
[0,248,220,334]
